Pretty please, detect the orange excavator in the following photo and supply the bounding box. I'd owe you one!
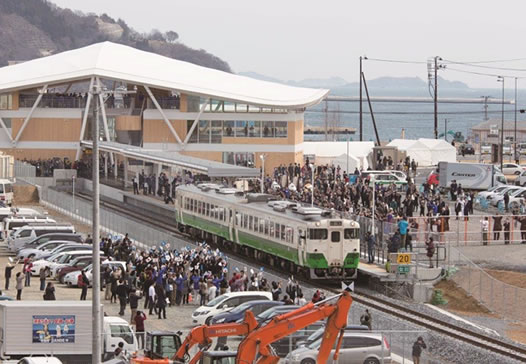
[131,290,352,364]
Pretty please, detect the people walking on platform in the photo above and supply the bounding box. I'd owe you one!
[366,231,376,263]
[426,237,435,268]
[412,336,427,364]
[360,309,372,330]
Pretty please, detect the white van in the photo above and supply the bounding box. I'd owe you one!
[192,291,272,325]
[9,223,75,251]
[0,179,14,205]
[5,217,57,249]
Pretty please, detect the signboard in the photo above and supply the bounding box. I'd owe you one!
[396,253,411,265]
[32,315,75,344]
[398,265,410,274]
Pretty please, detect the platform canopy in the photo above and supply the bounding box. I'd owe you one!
[0,42,328,109]
[80,141,261,178]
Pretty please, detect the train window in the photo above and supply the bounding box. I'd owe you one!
[218,208,224,221]
[259,218,264,233]
[206,203,210,216]
[344,228,359,239]
[269,222,274,237]
[286,227,293,243]
[253,217,258,232]
[275,223,281,239]
[281,225,286,240]
[265,220,269,235]
[249,216,253,230]
[243,214,248,229]
[189,199,194,211]
[308,229,328,240]
[331,231,340,243]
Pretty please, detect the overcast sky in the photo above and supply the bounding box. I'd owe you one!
[50,0,526,89]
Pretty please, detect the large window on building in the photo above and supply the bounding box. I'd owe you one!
[262,121,274,137]
[275,121,287,138]
[235,120,248,137]
[223,152,255,167]
[247,121,261,137]
[188,120,288,143]
[211,120,222,143]
[223,121,234,137]
[0,94,13,110]
[198,120,210,143]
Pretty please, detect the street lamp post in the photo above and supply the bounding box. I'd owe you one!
[515,78,518,163]
[259,154,266,193]
[371,176,375,238]
[498,76,505,170]
[309,163,314,207]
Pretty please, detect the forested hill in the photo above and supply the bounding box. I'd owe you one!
[0,0,231,72]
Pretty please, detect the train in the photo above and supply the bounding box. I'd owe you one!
[174,184,360,280]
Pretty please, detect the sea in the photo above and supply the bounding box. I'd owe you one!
[304,87,526,142]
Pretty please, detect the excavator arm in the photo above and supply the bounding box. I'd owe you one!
[236,291,352,364]
[173,310,259,364]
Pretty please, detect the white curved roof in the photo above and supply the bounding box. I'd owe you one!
[0,42,328,109]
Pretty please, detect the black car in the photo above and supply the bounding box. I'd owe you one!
[461,144,475,155]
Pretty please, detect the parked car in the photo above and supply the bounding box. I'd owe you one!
[507,189,526,210]
[34,243,91,261]
[516,170,526,187]
[477,185,509,200]
[485,186,519,202]
[63,261,127,287]
[211,300,282,324]
[17,233,83,252]
[460,144,475,155]
[56,256,103,283]
[17,240,79,260]
[490,187,524,206]
[192,291,273,325]
[271,321,325,357]
[255,305,301,324]
[284,332,391,364]
[295,325,369,348]
[30,251,72,276]
[502,163,523,175]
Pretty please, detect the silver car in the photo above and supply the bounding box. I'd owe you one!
[284,332,391,364]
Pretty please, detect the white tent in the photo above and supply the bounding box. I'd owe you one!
[303,141,374,171]
[419,138,457,165]
[387,139,433,166]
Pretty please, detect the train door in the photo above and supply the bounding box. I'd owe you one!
[297,228,306,265]
[327,229,344,265]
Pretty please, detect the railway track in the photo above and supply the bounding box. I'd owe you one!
[71,190,526,362]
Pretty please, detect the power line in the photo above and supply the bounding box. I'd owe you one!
[445,66,526,79]
[364,57,427,65]
[443,59,526,71]
[445,57,526,64]
[306,109,522,115]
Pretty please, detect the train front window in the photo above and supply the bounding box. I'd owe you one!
[308,229,328,240]
[344,228,359,239]
[331,231,340,243]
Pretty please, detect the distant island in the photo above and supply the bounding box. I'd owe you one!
[239,72,470,90]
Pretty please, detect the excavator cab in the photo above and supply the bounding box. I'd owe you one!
[200,351,237,364]
[145,331,183,360]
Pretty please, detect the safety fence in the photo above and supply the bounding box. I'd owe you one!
[14,159,36,179]
[448,246,526,322]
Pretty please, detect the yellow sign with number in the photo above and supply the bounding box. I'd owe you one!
[397,253,411,265]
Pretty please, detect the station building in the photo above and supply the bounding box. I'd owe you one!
[0,42,328,175]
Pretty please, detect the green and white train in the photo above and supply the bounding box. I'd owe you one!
[174,184,360,280]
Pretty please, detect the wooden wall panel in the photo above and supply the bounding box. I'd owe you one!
[180,151,222,162]
[143,119,187,143]
[116,115,141,131]
[12,118,81,141]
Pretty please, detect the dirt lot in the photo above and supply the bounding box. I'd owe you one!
[485,269,526,289]
[434,279,493,316]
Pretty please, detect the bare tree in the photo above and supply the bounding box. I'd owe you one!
[165,30,179,43]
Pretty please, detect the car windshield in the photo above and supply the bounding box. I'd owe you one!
[110,324,134,344]
[305,327,324,343]
[205,294,227,307]
[308,337,322,350]
[57,254,71,263]
[46,253,62,262]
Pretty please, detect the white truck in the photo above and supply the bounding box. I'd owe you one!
[438,161,507,190]
[0,301,137,363]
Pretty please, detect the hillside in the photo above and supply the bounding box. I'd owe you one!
[0,0,231,72]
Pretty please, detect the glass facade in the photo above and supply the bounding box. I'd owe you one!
[222,152,255,167]
[0,94,13,110]
[187,120,288,143]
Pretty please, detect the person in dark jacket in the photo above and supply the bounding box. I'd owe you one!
[5,263,15,290]
[271,281,281,301]
[412,336,427,364]
[134,311,147,349]
[156,285,167,319]
[79,270,89,301]
[493,213,503,241]
[43,282,56,300]
[129,289,142,324]
[116,280,130,316]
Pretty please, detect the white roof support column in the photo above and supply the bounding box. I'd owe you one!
[182,98,210,149]
[14,84,48,144]
[76,77,94,160]
[0,116,13,142]
[96,77,114,165]
[144,85,183,145]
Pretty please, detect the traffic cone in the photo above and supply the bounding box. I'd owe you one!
[188,293,193,303]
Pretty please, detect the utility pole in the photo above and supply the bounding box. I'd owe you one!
[91,83,101,364]
[497,76,504,171]
[444,119,447,141]
[515,78,518,163]
[434,56,439,139]
[359,56,363,141]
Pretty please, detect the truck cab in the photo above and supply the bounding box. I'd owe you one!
[103,317,138,360]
